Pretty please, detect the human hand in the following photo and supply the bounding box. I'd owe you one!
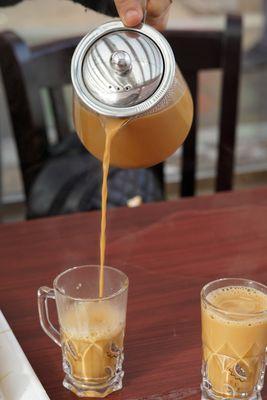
[114,0,172,31]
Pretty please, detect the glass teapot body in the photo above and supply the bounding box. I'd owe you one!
[72,21,193,168]
[73,68,193,168]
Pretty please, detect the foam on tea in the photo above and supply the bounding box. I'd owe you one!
[207,286,267,318]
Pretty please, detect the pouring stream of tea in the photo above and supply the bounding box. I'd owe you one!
[99,117,128,297]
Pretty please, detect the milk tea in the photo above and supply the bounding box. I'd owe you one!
[74,84,193,169]
[201,286,267,398]
[60,301,125,395]
[75,85,193,297]
[98,118,126,297]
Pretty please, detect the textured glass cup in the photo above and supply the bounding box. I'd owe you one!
[38,265,128,398]
[201,278,267,400]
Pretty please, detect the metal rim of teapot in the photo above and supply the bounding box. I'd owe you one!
[71,20,176,118]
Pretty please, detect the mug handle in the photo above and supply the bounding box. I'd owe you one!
[38,286,61,347]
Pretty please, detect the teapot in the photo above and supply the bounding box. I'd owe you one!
[71,20,193,168]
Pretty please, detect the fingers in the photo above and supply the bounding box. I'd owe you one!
[146,8,171,31]
[146,0,172,31]
[147,0,172,18]
[114,0,143,27]
[114,0,172,31]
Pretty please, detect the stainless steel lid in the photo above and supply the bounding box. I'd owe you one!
[71,20,175,117]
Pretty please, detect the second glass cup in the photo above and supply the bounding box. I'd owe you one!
[201,278,267,400]
[38,265,128,398]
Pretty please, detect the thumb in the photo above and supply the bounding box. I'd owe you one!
[114,0,143,27]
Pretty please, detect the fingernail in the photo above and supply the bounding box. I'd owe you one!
[124,9,142,26]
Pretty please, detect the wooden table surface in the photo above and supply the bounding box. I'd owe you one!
[1,186,267,400]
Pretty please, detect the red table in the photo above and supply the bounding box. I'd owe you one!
[1,186,267,399]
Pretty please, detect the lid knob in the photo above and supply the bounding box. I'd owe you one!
[110,51,132,75]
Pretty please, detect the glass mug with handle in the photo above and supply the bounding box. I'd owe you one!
[201,278,267,400]
[38,265,129,398]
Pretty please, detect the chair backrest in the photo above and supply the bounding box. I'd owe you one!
[165,15,242,196]
[0,33,79,196]
[0,15,242,198]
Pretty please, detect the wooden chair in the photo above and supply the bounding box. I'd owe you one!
[0,15,242,205]
[0,33,78,199]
